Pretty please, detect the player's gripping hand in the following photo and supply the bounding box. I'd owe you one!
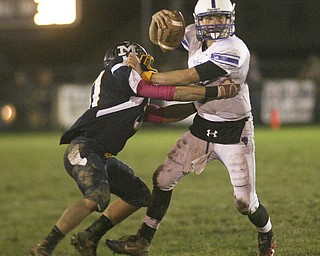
[151,9,176,29]
[149,9,177,45]
[205,78,241,100]
[126,53,143,75]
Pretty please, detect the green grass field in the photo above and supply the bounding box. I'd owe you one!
[1,125,320,256]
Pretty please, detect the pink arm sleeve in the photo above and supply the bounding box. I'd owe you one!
[137,80,176,101]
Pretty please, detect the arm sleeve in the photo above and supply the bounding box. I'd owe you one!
[194,61,227,81]
[137,80,176,100]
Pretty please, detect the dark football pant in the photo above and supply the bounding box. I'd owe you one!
[63,136,151,212]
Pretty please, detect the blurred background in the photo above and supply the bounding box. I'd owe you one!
[0,0,319,131]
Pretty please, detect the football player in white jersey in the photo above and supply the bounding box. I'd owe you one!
[106,1,276,256]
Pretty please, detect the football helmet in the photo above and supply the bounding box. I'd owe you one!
[104,41,157,72]
[194,0,235,41]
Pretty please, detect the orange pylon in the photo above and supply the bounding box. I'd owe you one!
[270,108,281,129]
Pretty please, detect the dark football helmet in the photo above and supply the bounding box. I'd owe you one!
[104,41,157,72]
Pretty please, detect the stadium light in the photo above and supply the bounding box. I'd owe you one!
[34,0,77,26]
[0,104,16,124]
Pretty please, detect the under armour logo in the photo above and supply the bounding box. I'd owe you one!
[207,129,218,138]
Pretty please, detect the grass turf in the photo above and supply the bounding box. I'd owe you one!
[0,125,319,255]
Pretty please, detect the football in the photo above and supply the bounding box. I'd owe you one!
[157,11,185,52]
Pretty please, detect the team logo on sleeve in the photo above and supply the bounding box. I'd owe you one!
[211,53,239,68]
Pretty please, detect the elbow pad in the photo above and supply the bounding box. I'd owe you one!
[195,61,227,81]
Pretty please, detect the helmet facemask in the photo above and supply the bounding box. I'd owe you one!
[195,12,235,40]
[194,0,235,41]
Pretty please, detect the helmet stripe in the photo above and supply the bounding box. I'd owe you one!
[211,0,216,8]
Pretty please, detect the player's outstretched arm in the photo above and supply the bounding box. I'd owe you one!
[126,53,240,101]
[136,79,239,102]
[144,68,201,85]
[126,52,200,85]
[140,60,228,86]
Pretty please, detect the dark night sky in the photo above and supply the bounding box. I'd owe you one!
[0,0,319,81]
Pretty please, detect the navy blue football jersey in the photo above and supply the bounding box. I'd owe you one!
[60,57,148,155]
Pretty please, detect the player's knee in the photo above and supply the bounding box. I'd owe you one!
[152,165,176,191]
[234,197,250,215]
[234,191,259,215]
[85,180,111,212]
[233,186,251,215]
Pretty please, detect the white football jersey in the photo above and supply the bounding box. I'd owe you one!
[182,24,252,122]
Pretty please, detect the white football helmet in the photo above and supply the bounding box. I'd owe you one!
[194,0,235,41]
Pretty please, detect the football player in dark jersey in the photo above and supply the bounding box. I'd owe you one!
[30,41,239,256]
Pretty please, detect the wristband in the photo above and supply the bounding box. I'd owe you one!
[205,86,218,98]
[141,71,154,82]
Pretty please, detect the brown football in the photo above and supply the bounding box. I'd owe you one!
[157,11,185,52]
